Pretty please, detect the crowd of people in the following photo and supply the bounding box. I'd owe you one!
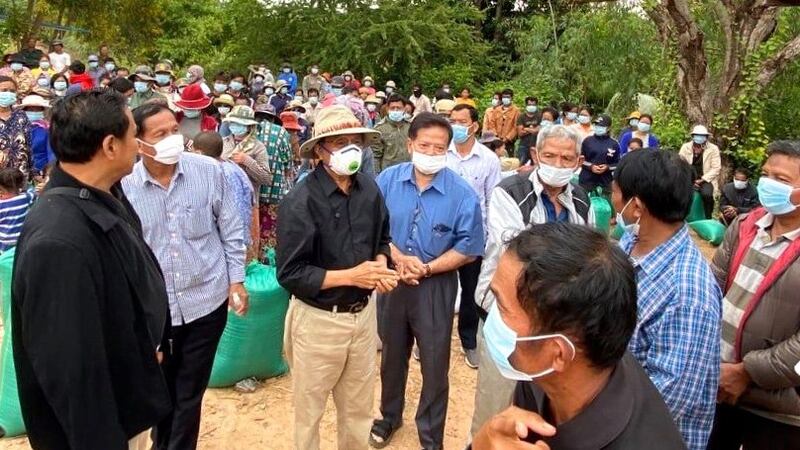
[2,38,800,450]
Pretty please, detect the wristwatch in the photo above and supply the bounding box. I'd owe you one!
[423,264,432,278]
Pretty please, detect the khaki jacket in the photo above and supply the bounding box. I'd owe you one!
[679,141,721,194]
[373,119,411,172]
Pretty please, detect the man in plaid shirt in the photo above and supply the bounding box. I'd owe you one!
[612,150,722,450]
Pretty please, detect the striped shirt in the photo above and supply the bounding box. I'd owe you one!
[721,213,800,362]
[221,160,255,247]
[446,140,502,233]
[256,121,295,205]
[620,225,722,450]
[122,153,246,326]
[0,189,35,251]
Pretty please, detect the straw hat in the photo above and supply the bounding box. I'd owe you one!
[214,94,235,107]
[365,95,380,105]
[434,99,456,115]
[18,95,50,109]
[222,105,259,126]
[299,105,380,158]
[691,125,710,136]
[625,111,641,121]
[286,99,306,113]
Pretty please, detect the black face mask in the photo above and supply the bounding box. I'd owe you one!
[413,89,421,96]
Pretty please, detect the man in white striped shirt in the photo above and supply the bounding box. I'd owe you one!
[122,102,247,450]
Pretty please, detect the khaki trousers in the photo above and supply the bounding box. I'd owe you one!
[128,430,151,450]
[284,299,377,450]
[470,319,516,437]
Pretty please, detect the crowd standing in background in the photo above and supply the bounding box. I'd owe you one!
[2,37,799,450]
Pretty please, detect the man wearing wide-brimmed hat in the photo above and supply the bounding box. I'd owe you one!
[128,65,166,111]
[277,105,399,450]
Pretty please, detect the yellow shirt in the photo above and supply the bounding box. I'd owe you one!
[31,68,56,80]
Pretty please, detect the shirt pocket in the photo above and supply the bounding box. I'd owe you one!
[183,202,213,240]
[426,223,454,258]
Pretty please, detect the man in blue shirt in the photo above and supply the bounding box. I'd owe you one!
[371,113,484,450]
[611,150,722,450]
[578,114,620,194]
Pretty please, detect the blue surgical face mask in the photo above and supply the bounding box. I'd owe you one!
[155,74,171,86]
[283,68,291,74]
[757,177,800,216]
[25,111,44,122]
[577,114,591,125]
[451,124,472,144]
[230,81,243,92]
[540,119,554,128]
[265,88,275,96]
[637,122,651,133]
[332,87,343,96]
[566,112,578,121]
[692,135,707,145]
[134,81,149,93]
[388,110,405,122]
[39,61,50,70]
[183,109,201,119]
[594,125,608,136]
[616,198,640,237]
[526,105,538,114]
[37,77,49,87]
[0,91,17,107]
[280,87,288,95]
[229,123,249,137]
[105,63,115,72]
[53,81,67,91]
[88,61,99,69]
[502,97,512,106]
[484,302,575,381]
[10,63,23,72]
[214,82,228,93]
[629,118,639,128]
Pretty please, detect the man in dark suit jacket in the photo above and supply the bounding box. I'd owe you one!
[12,89,172,449]
[720,168,760,225]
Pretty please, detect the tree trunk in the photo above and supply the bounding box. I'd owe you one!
[493,0,504,42]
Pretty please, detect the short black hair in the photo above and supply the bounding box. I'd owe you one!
[766,140,800,160]
[0,75,17,89]
[103,57,116,64]
[579,105,594,116]
[0,168,25,193]
[342,86,356,95]
[116,66,129,73]
[541,106,558,121]
[409,112,452,143]
[434,88,454,100]
[639,113,653,123]
[214,71,230,83]
[193,132,224,158]
[492,91,502,99]
[108,77,133,94]
[229,71,245,81]
[501,88,514,97]
[734,167,749,177]
[629,137,644,147]
[307,88,319,96]
[49,89,130,163]
[507,223,637,369]
[614,149,693,223]
[451,104,478,123]
[68,61,85,74]
[133,102,174,138]
[524,96,538,104]
[386,94,406,108]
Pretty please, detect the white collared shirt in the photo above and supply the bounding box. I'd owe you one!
[446,139,502,232]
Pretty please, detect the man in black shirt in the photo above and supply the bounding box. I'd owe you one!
[516,96,541,165]
[719,167,760,225]
[471,223,685,450]
[276,105,399,450]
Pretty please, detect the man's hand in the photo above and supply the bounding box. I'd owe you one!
[722,206,737,220]
[348,261,399,290]
[231,152,248,164]
[718,362,751,405]
[694,179,704,187]
[228,282,249,316]
[395,254,426,285]
[472,406,555,450]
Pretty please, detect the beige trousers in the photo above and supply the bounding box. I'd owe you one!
[127,429,151,450]
[284,299,377,450]
[470,319,516,437]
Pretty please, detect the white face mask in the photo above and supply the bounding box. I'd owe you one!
[733,180,748,190]
[537,161,576,188]
[616,198,640,237]
[138,134,184,165]
[412,151,447,175]
[325,144,362,176]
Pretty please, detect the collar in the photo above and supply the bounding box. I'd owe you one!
[47,165,128,232]
[134,157,184,188]
[448,139,482,161]
[529,355,636,449]
[399,162,446,194]
[313,165,360,197]
[626,225,690,276]
[755,213,800,242]
[528,167,575,202]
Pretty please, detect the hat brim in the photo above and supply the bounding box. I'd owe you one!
[223,116,258,126]
[300,127,381,159]
[129,74,156,82]
[175,98,212,110]
[284,124,303,132]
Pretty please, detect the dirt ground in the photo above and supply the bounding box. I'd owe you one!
[0,232,720,450]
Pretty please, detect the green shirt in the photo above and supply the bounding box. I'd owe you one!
[373,119,411,172]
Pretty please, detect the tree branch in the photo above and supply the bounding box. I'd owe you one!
[756,33,800,89]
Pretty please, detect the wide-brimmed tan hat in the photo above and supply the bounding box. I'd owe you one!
[18,95,50,109]
[222,105,259,126]
[299,105,380,159]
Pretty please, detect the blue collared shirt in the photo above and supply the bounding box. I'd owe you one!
[221,160,255,246]
[122,153,246,326]
[377,163,485,263]
[620,225,721,450]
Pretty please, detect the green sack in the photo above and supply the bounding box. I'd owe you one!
[686,191,707,223]
[689,220,726,246]
[589,189,613,234]
[208,252,291,388]
[0,248,25,437]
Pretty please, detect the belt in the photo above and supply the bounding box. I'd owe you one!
[302,297,369,314]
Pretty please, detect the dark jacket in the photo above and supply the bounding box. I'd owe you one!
[578,134,620,190]
[12,166,172,450]
[719,181,759,215]
[511,353,686,449]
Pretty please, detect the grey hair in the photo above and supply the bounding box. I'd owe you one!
[535,124,581,154]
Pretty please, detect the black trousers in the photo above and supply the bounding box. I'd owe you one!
[378,272,458,450]
[154,300,228,450]
[457,257,482,351]
[697,181,715,220]
[707,403,800,450]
